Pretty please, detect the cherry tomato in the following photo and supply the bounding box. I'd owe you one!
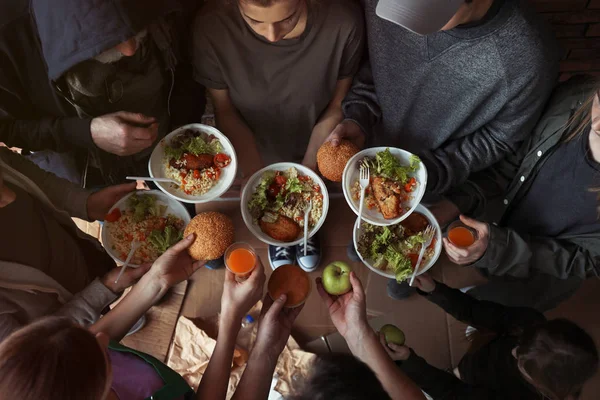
[104,208,121,222]
[408,253,419,269]
[274,175,287,186]
[214,153,231,168]
[193,169,201,179]
[214,168,221,180]
[299,176,310,182]
[180,171,187,178]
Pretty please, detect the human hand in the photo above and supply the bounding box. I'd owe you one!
[378,332,411,361]
[443,215,490,265]
[316,272,369,342]
[254,293,304,362]
[428,198,460,228]
[86,183,137,221]
[220,259,266,323]
[101,263,151,293]
[409,272,436,293]
[146,234,205,289]
[91,111,158,156]
[325,120,366,149]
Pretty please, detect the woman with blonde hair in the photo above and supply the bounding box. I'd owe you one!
[430,76,600,311]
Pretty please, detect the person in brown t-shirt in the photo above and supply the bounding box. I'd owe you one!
[192,0,364,171]
[192,0,364,271]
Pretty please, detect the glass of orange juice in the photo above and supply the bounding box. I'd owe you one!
[447,221,478,248]
[225,243,257,281]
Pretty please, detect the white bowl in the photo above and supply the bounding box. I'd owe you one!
[342,147,427,226]
[352,204,442,280]
[241,163,330,246]
[148,124,238,204]
[101,190,191,267]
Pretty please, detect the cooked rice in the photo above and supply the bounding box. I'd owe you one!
[106,210,184,265]
[164,162,219,196]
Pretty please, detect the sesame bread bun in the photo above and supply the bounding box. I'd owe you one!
[317,140,359,182]
[184,212,234,260]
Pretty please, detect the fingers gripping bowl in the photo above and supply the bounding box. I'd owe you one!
[241,163,329,246]
[353,204,442,282]
[101,190,191,266]
[149,124,238,204]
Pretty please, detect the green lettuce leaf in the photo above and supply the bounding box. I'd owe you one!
[148,225,183,254]
[383,246,413,282]
[372,148,420,185]
[166,135,224,159]
[248,172,275,215]
[127,194,157,222]
[285,176,303,195]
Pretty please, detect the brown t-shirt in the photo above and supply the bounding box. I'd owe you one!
[192,0,364,163]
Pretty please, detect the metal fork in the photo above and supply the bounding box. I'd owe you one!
[357,164,370,227]
[303,199,313,256]
[409,225,436,286]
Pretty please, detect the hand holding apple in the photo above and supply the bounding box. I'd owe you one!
[378,331,411,361]
[316,271,369,344]
[321,261,352,296]
[380,324,405,346]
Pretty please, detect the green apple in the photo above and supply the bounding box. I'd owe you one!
[322,261,352,295]
[380,324,405,346]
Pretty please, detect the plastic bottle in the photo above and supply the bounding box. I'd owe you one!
[241,315,255,328]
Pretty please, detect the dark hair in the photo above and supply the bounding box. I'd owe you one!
[0,317,108,400]
[289,353,391,400]
[516,319,599,400]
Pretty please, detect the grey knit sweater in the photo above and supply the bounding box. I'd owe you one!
[343,0,559,194]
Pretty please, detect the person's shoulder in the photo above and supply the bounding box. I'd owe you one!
[320,0,364,31]
[495,0,557,58]
[192,1,236,38]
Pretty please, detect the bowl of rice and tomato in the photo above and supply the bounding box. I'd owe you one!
[101,191,191,266]
[149,124,238,204]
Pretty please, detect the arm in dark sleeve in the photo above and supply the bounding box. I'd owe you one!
[0,65,94,151]
[422,64,557,195]
[421,282,545,334]
[472,225,600,280]
[341,50,381,136]
[399,351,505,400]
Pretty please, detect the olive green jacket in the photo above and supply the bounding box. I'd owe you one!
[446,77,600,280]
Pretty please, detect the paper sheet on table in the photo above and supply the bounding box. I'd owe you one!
[166,303,316,399]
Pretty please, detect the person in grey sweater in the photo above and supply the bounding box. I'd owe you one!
[329,0,559,195]
[334,0,559,299]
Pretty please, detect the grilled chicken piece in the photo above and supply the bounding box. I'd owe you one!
[371,176,401,219]
[259,214,301,242]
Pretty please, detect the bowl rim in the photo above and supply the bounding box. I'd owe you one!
[148,123,238,204]
[342,146,428,226]
[352,204,442,280]
[240,162,330,247]
[100,190,192,267]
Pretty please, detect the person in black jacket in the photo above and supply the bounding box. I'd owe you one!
[383,273,598,400]
[0,0,205,186]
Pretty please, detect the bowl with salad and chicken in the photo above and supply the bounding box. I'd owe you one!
[353,204,442,282]
[101,190,191,266]
[241,163,329,246]
[149,124,238,203]
[342,147,427,226]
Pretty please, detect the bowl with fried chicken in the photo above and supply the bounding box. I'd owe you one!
[241,163,330,246]
[342,147,427,226]
[148,124,238,204]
